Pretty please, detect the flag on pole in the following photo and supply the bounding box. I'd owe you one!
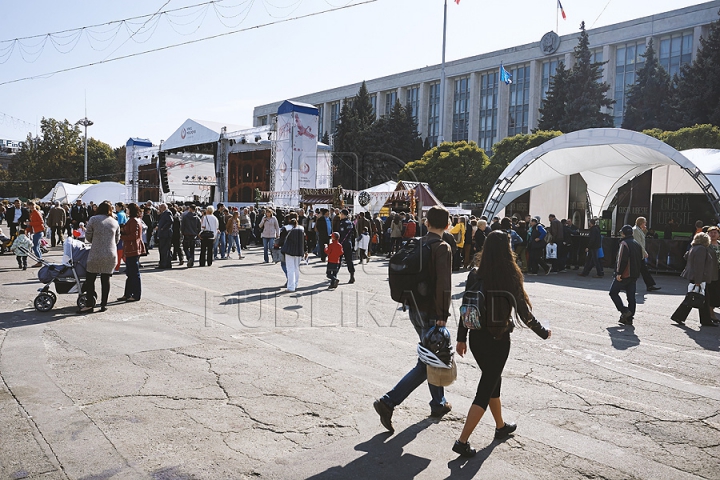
[558,0,567,20]
[454,0,460,4]
[500,64,513,85]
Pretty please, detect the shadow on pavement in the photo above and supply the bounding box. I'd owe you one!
[444,437,507,480]
[306,418,434,479]
[675,323,720,351]
[606,325,640,350]
[0,306,79,329]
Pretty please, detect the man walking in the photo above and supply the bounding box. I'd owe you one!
[579,218,604,277]
[155,203,173,269]
[610,225,643,325]
[181,204,201,267]
[337,209,357,283]
[373,206,453,433]
[47,201,66,247]
[527,216,550,275]
[548,214,565,273]
[633,217,661,292]
[316,209,331,262]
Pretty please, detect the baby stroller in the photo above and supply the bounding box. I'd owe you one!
[32,238,93,312]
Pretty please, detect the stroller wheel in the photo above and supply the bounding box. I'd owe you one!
[77,294,96,310]
[34,293,55,312]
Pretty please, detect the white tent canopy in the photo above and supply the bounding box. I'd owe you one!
[161,119,248,152]
[40,182,89,204]
[483,129,720,221]
[354,180,398,214]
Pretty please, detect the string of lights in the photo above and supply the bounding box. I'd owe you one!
[0,0,341,64]
[0,111,37,132]
[0,0,376,87]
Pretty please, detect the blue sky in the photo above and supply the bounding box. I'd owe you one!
[0,0,709,148]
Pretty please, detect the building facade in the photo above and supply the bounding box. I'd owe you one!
[253,2,718,152]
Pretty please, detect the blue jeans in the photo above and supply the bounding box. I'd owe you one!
[32,232,43,259]
[262,237,274,262]
[381,322,447,412]
[214,231,226,259]
[227,234,241,257]
[123,255,141,300]
[609,277,636,316]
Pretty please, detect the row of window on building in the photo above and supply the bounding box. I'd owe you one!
[258,30,695,153]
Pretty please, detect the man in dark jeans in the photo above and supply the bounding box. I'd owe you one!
[579,218,604,277]
[373,206,454,434]
[337,209,357,284]
[610,225,643,325]
[181,204,201,267]
[155,203,174,269]
[527,216,550,275]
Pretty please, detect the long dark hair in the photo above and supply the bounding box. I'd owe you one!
[475,230,531,320]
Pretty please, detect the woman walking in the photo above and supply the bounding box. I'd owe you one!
[199,206,219,267]
[259,209,280,263]
[389,214,403,256]
[27,202,46,267]
[225,210,244,259]
[452,231,552,457]
[81,201,120,313]
[118,203,145,302]
[281,219,307,292]
[671,232,719,327]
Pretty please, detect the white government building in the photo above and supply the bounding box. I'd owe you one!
[253,1,720,153]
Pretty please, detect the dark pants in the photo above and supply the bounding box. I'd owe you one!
[555,243,567,271]
[468,329,510,410]
[239,229,250,250]
[199,237,214,266]
[609,277,637,316]
[158,236,172,268]
[568,241,580,268]
[528,247,549,274]
[16,256,27,268]
[172,238,184,263]
[326,262,340,281]
[84,272,111,308]
[672,295,714,324]
[123,255,141,300]
[51,226,64,247]
[318,234,329,261]
[581,248,604,276]
[342,243,355,276]
[183,236,196,266]
[639,260,656,288]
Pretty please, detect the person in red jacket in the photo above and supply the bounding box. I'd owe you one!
[324,232,344,289]
[27,201,46,267]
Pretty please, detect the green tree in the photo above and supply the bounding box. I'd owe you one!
[482,130,562,199]
[622,40,674,131]
[563,22,614,131]
[398,141,488,204]
[320,131,330,145]
[537,61,569,131]
[643,124,720,150]
[674,12,720,126]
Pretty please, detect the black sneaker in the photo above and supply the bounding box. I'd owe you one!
[618,316,634,326]
[452,440,476,457]
[647,286,661,292]
[494,422,517,440]
[373,399,394,433]
[430,402,452,418]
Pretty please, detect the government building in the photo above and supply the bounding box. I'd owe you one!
[253,1,719,152]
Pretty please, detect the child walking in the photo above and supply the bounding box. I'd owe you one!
[11,228,33,270]
[324,232,343,289]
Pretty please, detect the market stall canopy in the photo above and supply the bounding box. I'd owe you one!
[482,129,720,220]
[394,181,442,206]
[40,182,88,204]
[76,182,127,205]
[354,180,398,213]
[161,119,248,152]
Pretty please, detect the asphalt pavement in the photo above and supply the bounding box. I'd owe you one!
[0,244,718,479]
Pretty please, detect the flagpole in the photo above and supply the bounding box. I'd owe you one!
[556,1,559,33]
[438,0,447,145]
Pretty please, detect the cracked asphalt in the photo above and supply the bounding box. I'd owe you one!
[1,245,719,479]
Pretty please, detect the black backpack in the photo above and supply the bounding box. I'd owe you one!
[388,236,441,310]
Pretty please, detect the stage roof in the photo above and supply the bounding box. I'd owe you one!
[482,129,720,220]
[161,119,248,152]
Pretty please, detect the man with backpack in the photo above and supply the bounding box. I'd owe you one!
[374,205,453,434]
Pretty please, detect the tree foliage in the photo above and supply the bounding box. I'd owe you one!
[643,124,720,150]
[674,12,720,127]
[332,81,423,190]
[538,22,613,132]
[3,117,120,198]
[398,141,488,204]
[622,40,674,131]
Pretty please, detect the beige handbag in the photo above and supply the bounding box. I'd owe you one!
[426,359,457,387]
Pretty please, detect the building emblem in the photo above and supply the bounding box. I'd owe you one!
[540,31,560,55]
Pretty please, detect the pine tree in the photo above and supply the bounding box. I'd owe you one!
[622,40,673,131]
[563,21,614,131]
[675,12,720,126]
[320,131,330,145]
[354,81,376,130]
[537,61,570,131]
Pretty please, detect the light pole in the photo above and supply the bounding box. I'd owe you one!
[75,117,94,182]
